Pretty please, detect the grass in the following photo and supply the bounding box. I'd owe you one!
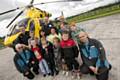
[76,9,120,22]
[0,38,5,50]
[66,2,120,23]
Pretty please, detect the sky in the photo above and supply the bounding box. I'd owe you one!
[0,0,119,37]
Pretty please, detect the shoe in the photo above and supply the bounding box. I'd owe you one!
[43,74,46,77]
[77,75,80,79]
[78,73,82,79]
[34,71,39,75]
[55,71,59,75]
[71,75,74,79]
[48,73,51,76]
[62,71,65,75]
[51,73,54,76]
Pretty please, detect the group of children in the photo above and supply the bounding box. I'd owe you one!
[27,27,82,78]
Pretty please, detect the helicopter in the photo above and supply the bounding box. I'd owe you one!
[0,0,84,46]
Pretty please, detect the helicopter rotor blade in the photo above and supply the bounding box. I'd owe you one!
[0,0,34,16]
[0,7,23,16]
[6,9,25,28]
[0,0,83,16]
[4,0,34,29]
[8,25,16,35]
[33,0,83,6]
[0,0,35,15]
[30,0,34,4]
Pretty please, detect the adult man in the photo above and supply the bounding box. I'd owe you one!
[13,44,39,79]
[78,31,111,80]
[41,16,54,36]
[15,26,30,45]
[12,26,30,52]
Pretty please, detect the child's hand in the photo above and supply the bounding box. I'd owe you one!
[62,59,65,63]
[75,57,78,61]
[32,61,35,64]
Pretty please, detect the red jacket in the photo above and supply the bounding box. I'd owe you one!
[60,39,75,48]
[32,47,43,61]
[60,39,78,59]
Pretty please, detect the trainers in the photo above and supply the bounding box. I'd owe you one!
[77,75,81,79]
[62,71,65,75]
[71,75,75,79]
[77,73,82,79]
[65,72,69,76]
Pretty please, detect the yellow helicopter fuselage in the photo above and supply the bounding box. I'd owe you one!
[4,7,51,46]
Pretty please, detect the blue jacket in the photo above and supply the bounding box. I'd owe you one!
[79,38,110,69]
[14,49,37,73]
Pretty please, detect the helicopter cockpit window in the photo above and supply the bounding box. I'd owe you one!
[40,14,43,18]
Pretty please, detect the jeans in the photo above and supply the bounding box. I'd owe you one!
[39,59,51,74]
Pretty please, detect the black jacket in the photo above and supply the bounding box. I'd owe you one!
[60,39,79,59]
[14,31,30,45]
[41,21,54,36]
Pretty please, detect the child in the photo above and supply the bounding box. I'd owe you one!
[59,22,70,34]
[70,22,84,44]
[31,40,51,77]
[70,22,83,66]
[41,38,59,76]
[60,31,80,78]
[28,31,35,49]
[53,37,61,70]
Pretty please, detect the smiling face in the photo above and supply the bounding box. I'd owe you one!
[19,27,25,34]
[15,44,24,52]
[62,33,69,41]
[51,28,56,34]
[53,37,60,47]
[31,40,37,47]
[70,22,77,31]
[44,16,49,23]
[70,25,77,31]
[40,30,45,37]
[29,31,34,38]
[78,31,88,43]
[60,23,65,29]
